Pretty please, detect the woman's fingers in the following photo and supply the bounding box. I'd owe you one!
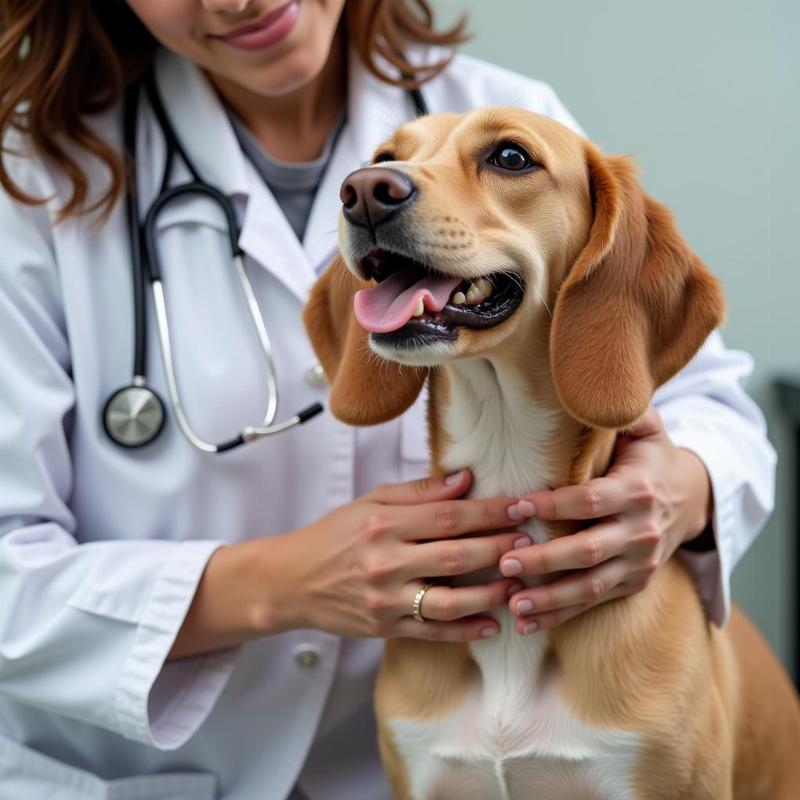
[511,475,630,522]
[515,603,591,635]
[514,581,633,634]
[408,532,530,578]
[500,522,629,578]
[391,496,521,542]
[367,472,519,542]
[500,515,664,579]
[392,615,501,642]
[404,578,522,622]
[369,469,473,506]
[509,556,630,617]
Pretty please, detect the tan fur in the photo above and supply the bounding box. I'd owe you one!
[551,150,725,429]
[426,366,452,476]
[376,640,476,799]
[304,108,800,799]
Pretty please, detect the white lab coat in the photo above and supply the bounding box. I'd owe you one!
[0,45,775,800]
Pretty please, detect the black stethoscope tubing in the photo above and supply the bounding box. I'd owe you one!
[409,86,428,119]
[123,81,146,379]
[104,67,428,453]
[126,70,244,370]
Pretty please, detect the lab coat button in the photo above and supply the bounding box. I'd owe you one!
[295,648,319,668]
[305,363,327,388]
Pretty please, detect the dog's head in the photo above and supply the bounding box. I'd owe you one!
[303,108,724,429]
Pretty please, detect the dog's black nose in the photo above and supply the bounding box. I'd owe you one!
[340,167,416,229]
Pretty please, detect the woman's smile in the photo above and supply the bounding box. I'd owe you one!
[212,0,301,52]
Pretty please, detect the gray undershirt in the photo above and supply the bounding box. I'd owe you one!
[228,110,346,242]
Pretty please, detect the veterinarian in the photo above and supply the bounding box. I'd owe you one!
[0,1,775,798]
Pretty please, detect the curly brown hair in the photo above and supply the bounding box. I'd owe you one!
[0,0,467,220]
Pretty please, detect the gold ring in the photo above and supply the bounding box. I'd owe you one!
[411,583,433,622]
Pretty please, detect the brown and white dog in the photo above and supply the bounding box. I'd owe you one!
[303,108,800,799]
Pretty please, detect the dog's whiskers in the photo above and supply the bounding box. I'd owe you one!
[495,269,551,320]
[535,288,553,320]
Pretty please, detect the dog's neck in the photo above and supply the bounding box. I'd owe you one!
[433,357,557,499]
[430,352,615,536]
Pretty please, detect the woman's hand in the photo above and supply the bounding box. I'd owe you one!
[169,470,527,660]
[256,469,527,642]
[500,408,714,635]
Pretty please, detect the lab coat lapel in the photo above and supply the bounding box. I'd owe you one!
[302,50,413,273]
[237,161,318,303]
[152,50,317,304]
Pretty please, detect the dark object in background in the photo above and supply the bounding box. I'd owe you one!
[776,376,800,686]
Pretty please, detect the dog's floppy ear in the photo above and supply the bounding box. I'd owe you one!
[302,255,427,426]
[550,143,725,429]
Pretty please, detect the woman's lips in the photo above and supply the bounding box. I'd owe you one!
[214,0,300,52]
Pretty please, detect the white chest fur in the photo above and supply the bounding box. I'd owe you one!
[388,360,642,800]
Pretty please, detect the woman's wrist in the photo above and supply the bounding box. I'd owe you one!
[168,534,305,660]
[247,529,313,636]
[675,447,714,546]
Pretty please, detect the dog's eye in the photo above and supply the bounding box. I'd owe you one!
[373,151,395,164]
[488,143,534,172]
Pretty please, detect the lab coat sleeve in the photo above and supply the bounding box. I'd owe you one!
[0,181,238,750]
[652,331,775,627]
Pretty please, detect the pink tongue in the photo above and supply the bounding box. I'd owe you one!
[354,270,464,333]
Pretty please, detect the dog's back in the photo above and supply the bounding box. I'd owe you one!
[729,607,800,798]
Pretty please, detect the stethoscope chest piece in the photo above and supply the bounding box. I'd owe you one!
[103,381,166,448]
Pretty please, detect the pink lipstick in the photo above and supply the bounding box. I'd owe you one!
[214,1,300,52]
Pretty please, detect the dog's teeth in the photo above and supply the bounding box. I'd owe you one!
[464,277,493,304]
[413,299,425,317]
[466,283,482,304]
[451,291,466,305]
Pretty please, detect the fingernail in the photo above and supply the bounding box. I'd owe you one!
[501,558,523,576]
[523,620,539,635]
[513,536,530,550]
[518,500,535,517]
[445,471,464,486]
[481,626,498,638]
[507,504,523,521]
[516,599,534,615]
[507,582,523,597]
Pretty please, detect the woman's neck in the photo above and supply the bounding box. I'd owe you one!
[206,28,346,163]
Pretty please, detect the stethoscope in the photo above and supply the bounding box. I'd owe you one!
[102,67,428,453]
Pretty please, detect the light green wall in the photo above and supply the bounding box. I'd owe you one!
[438,0,799,672]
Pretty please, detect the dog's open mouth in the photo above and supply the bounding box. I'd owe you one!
[353,248,525,344]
